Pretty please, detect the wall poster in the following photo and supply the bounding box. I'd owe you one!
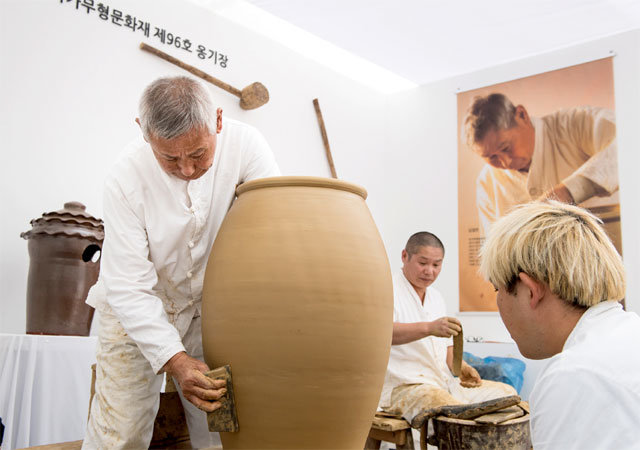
[457,57,621,312]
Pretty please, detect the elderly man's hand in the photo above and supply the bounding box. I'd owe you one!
[162,351,227,412]
[459,362,482,388]
[541,183,575,204]
[429,317,462,338]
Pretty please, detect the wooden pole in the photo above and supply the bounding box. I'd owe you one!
[313,98,338,179]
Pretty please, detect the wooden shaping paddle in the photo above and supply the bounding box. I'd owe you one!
[411,395,522,429]
[204,365,239,432]
[452,324,463,377]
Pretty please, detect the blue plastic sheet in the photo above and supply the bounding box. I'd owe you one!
[463,352,526,393]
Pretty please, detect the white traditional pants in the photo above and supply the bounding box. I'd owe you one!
[83,307,221,449]
[386,379,518,422]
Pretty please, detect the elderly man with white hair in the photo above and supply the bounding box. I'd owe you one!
[84,76,280,448]
[479,200,640,449]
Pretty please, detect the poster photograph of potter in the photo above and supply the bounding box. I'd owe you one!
[2,1,640,450]
[456,58,623,313]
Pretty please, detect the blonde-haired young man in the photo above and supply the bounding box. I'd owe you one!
[480,200,640,449]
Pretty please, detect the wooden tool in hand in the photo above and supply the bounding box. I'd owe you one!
[452,325,463,377]
[411,395,522,429]
[140,42,269,110]
[204,365,239,432]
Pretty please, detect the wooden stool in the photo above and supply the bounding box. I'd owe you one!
[427,407,531,449]
[365,412,415,450]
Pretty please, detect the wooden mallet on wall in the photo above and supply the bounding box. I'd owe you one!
[140,42,269,110]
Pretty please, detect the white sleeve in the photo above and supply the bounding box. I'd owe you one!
[562,108,618,203]
[239,126,281,182]
[435,289,454,347]
[101,176,185,373]
[529,366,633,449]
[530,367,583,449]
[391,275,402,322]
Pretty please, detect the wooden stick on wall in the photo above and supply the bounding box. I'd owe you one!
[313,98,338,179]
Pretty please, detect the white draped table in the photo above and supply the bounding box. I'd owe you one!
[0,336,547,450]
[0,334,97,450]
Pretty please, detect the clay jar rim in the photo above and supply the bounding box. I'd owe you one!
[236,176,368,200]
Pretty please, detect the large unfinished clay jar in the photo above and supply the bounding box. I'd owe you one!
[202,176,393,449]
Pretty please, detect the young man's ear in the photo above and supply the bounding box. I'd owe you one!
[518,272,545,309]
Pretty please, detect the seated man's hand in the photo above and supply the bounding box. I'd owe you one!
[430,316,462,338]
[459,361,482,388]
[162,351,227,412]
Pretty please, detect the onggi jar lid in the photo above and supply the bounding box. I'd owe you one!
[21,201,105,241]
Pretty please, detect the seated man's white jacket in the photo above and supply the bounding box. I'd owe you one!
[379,271,453,409]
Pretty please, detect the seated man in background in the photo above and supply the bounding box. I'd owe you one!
[479,200,640,449]
[379,232,517,425]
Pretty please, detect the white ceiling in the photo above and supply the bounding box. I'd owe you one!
[241,0,640,86]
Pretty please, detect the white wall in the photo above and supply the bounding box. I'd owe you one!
[382,30,640,341]
[2,1,639,344]
[0,0,387,333]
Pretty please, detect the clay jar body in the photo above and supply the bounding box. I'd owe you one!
[202,176,393,449]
